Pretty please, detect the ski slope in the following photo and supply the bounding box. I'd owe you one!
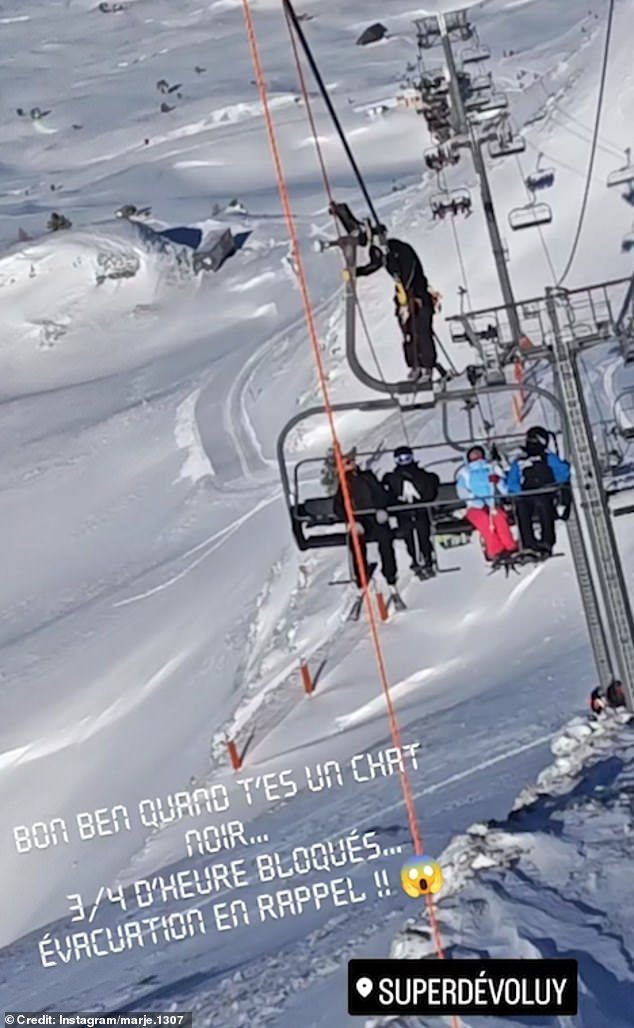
[1,0,633,1023]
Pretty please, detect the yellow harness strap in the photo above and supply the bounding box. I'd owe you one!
[394,280,408,308]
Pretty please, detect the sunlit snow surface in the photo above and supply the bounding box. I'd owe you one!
[1,0,633,1023]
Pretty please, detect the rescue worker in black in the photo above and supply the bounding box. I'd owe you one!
[355,237,447,384]
[382,446,440,577]
[327,202,447,383]
[332,449,398,588]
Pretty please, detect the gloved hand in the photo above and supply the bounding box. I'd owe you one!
[348,521,365,535]
[488,473,500,485]
[375,509,389,525]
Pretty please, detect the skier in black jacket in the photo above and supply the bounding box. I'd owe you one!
[382,446,440,577]
[355,238,447,384]
[327,202,447,383]
[333,450,398,589]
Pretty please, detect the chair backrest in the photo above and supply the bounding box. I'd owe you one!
[436,481,459,504]
[302,496,337,520]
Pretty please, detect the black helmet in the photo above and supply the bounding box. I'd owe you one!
[526,425,550,448]
[394,445,415,465]
[467,444,486,462]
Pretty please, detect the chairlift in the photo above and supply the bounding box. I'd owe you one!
[508,199,553,231]
[466,91,508,117]
[488,125,526,159]
[277,390,567,561]
[477,92,509,115]
[614,389,634,439]
[469,72,493,93]
[525,152,555,191]
[622,226,634,253]
[461,32,491,65]
[420,72,449,97]
[607,147,634,189]
[430,186,472,220]
[424,144,460,173]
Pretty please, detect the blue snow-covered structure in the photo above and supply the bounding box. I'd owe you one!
[115,211,240,273]
[140,222,236,271]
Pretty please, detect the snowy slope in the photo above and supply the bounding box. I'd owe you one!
[370,710,634,1028]
[1,0,634,1023]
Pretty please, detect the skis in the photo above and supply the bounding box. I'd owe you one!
[487,548,563,577]
[330,561,377,587]
[346,583,407,622]
[388,588,407,612]
[344,562,377,621]
[346,594,364,622]
[411,563,436,581]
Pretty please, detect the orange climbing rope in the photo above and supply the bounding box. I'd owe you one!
[240,0,457,983]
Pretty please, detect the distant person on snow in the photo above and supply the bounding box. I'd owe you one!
[355,237,447,384]
[506,426,571,556]
[456,444,518,564]
[333,450,398,591]
[590,679,627,715]
[382,445,439,577]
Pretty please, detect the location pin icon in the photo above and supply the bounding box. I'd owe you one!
[356,977,373,999]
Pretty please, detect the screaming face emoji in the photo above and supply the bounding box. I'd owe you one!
[400,856,443,898]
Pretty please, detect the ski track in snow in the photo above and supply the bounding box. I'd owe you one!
[173,388,215,482]
[112,489,282,607]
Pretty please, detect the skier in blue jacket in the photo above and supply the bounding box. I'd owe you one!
[456,445,518,562]
[506,426,571,555]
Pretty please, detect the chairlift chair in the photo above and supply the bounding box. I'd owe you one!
[476,92,509,115]
[488,131,526,159]
[461,32,491,64]
[469,72,493,93]
[614,389,634,439]
[607,147,634,189]
[424,144,460,173]
[487,115,525,159]
[430,187,472,220]
[508,200,553,231]
[622,228,634,254]
[525,152,555,191]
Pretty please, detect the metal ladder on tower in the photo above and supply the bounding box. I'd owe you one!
[546,288,634,707]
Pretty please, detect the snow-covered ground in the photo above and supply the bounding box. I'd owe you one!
[1,0,634,1023]
[370,709,634,1028]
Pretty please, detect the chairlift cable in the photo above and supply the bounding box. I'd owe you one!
[556,0,616,285]
[510,152,558,285]
[353,281,412,444]
[284,4,409,438]
[537,223,558,283]
[449,215,472,303]
[282,0,382,230]
[283,3,336,217]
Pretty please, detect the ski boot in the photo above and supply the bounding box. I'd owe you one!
[413,562,435,580]
[388,585,407,612]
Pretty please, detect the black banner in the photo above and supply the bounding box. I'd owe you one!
[348,958,578,1016]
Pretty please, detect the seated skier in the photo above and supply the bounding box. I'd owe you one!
[506,426,571,557]
[456,444,518,565]
[589,679,627,715]
[327,203,447,385]
[382,445,440,578]
[332,449,399,595]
